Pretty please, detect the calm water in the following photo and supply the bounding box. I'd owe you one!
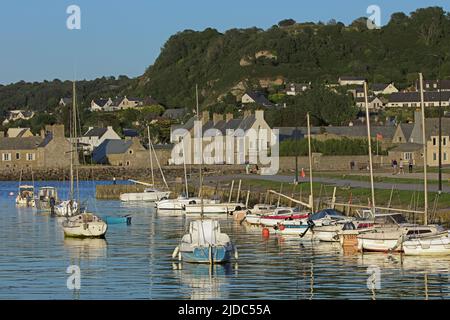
[0,180,449,300]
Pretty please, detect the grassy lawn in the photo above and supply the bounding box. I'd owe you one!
[316,172,450,186]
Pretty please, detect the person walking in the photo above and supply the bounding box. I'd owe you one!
[392,159,398,175]
[399,158,404,175]
[408,159,413,173]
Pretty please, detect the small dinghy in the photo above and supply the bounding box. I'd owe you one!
[104,215,132,225]
[173,220,237,264]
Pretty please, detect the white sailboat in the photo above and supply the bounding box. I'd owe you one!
[120,127,171,202]
[61,80,107,238]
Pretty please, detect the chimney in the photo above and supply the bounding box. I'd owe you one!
[226,113,233,122]
[40,129,46,138]
[201,110,210,125]
[414,109,422,125]
[255,110,264,121]
[212,113,223,125]
[46,124,65,138]
[88,126,94,131]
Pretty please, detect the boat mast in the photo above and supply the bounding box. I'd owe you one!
[147,126,155,186]
[419,73,428,225]
[307,112,314,213]
[70,80,75,202]
[196,84,204,218]
[182,140,189,197]
[364,81,376,217]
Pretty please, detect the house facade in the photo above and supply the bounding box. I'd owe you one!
[386,91,450,108]
[241,92,275,108]
[170,110,275,165]
[371,83,398,95]
[0,124,74,169]
[338,76,366,86]
[2,110,35,125]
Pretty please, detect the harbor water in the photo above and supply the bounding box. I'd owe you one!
[0,180,449,300]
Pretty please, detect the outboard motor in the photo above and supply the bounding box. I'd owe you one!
[342,221,356,230]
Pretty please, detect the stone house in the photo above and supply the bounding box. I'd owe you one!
[370,83,399,95]
[92,137,172,167]
[170,110,275,165]
[6,127,33,138]
[241,91,275,108]
[90,98,113,112]
[0,124,74,169]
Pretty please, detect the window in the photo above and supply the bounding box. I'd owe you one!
[2,153,11,161]
[433,153,437,161]
[404,152,412,160]
[445,153,448,161]
[15,153,20,160]
[129,149,133,154]
[26,153,35,161]
[126,161,131,166]
[433,137,437,146]
[398,137,402,142]
[443,137,447,146]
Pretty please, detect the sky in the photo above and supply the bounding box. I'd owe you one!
[0,0,449,85]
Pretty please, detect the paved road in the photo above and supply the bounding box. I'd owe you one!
[204,173,450,193]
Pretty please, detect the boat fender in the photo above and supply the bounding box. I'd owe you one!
[234,246,239,260]
[342,222,356,231]
[172,246,180,259]
[279,224,286,231]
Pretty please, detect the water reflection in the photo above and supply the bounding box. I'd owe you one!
[63,238,107,260]
[173,263,235,300]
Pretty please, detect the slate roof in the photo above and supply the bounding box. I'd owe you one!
[390,143,422,152]
[398,123,414,141]
[83,127,108,138]
[92,139,133,164]
[162,108,187,120]
[93,99,110,107]
[123,128,139,137]
[0,136,43,150]
[388,91,450,103]
[371,83,390,91]
[243,91,275,107]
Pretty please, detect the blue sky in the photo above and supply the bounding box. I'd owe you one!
[0,0,449,84]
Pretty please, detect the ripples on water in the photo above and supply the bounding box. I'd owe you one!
[0,181,449,300]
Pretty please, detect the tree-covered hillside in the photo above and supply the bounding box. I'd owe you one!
[1,6,450,126]
[134,6,450,108]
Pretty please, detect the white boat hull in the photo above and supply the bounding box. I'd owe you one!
[184,203,245,216]
[62,214,108,238]
[403,233,450,256]
[357,236,402,252]
[120,191,170,202]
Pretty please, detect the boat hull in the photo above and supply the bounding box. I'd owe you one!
[120,191,170,202]
[403,234,450,256]
[184,203,244,216]
[63,222,108,238]
[181,245,233,264]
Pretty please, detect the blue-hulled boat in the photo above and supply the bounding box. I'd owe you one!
[104,215,132,225]
[173,220,237,264]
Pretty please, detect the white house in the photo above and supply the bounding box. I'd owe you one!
[371,83,399,95]
[2,110,35,125]
[90,98,113,112]
[355,96,384,109]
[338,76,366,86]
[416,80,450,92]
[285,82,311,96]
[386,91,450,108]
[76,126,121,153]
